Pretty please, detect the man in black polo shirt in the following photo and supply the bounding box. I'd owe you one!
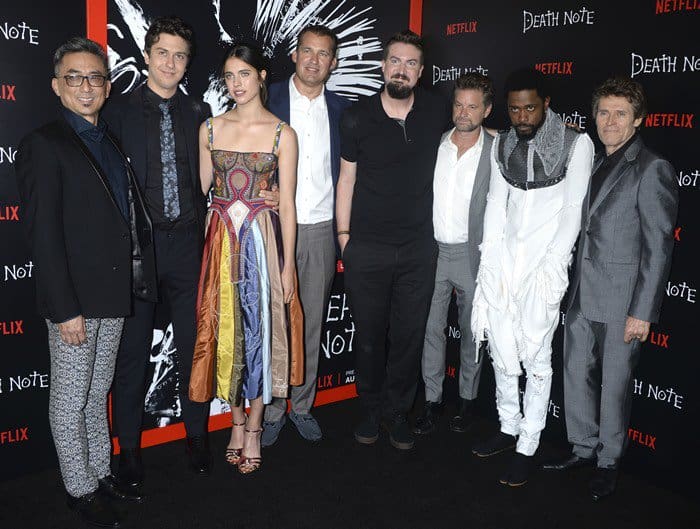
[336,30,448,450]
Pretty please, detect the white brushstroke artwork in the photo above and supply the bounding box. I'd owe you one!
[108,0,384,116]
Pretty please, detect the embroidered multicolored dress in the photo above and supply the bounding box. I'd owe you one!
[189,119,303,406]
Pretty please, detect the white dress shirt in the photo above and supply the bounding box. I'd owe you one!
[432,127,484,244]
[289,76,333,224]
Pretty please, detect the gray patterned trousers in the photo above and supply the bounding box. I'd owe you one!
[46,317,123,497]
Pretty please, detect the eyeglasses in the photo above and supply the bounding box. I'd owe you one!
[60,74,108,87]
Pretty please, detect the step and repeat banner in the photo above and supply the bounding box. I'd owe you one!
[423,0,698,495]
[0,0,407,480]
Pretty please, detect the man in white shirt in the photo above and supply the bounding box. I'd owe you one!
[263,24,350,446]
[471,68,594,486]
[413,74,494,436]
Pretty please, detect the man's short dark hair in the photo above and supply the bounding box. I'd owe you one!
[454,73,494,107]
[504,68,550,101]
[297,24,339,58]
[383,29,424,64]
[592,76,647,121]
[53,37,108,76]
[144,16,195,57]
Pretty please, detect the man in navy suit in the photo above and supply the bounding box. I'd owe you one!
[262,24,350,446]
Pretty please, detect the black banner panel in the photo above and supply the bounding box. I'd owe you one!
[422,0,698,495]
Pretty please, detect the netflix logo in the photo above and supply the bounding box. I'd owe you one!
[649,330,669,349]
[1,84,16,101]
[645,113,694,128]
[0,205,19,221]
[656,0,700,14]
[674,226,682,242]
[446,20,478,35]
[0,320,23,335]
[534,61,573,75]
[628,427,656,450]
[0,427,29,444]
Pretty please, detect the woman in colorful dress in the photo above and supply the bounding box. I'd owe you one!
[189,43,302,474]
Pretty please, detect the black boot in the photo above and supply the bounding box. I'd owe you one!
[98,474,144,503]
[499,452,536,486]
[354,413,379,445]
[382,412,415,450]
[449,398,474,433]
[117,447,143,487]
[412,401,442,435]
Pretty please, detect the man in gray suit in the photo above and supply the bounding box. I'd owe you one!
[413,73,493,435]
[543,77,679,501]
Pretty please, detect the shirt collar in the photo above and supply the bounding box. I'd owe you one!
[62,107,107,142]
[442,126,484,153]
[143,83,180,109]
[289,74,325,104]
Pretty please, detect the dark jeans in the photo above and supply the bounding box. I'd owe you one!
[113,222,209,449]
[343,237,438,418]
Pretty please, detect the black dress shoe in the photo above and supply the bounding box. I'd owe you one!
[186,435,211,474]
[590,468,618,501]
[449,398,474,433]
[67,491,121,528]
[98,474,144,503]
[412,401,442,435]
[499,452,535,487]
[542,453,595,471]
[382,412,414,450]
[118,447,143,487]
[353,414,379,445]
[472,431,517,457]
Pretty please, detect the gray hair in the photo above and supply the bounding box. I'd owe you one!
[53,37,109,76]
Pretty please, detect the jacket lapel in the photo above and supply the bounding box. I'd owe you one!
[588,136,642,216]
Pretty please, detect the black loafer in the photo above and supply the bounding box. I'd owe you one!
[67,491,121,528]
[412,401,442,435]
[542,453,594,471]
[590,468,618,501]
[449,398,474,433]
[98,474,144,503]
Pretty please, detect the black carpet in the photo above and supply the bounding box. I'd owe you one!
[1,397,697,529]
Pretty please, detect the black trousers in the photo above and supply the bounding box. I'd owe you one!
[113,223,209,449]
[343,237,438,417]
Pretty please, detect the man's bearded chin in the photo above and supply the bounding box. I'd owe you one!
[515,119,544,140]
[387,81,413,99]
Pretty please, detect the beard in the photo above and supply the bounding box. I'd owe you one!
[454,119,479,133]
[514,119,544,140]
[386,80,413,99]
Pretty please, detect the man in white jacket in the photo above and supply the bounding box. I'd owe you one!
[471,68,594,486]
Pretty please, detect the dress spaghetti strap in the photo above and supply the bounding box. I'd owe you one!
[206,117,214,150]
[272,122,285,156]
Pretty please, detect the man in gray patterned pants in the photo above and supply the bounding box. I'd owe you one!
[16,37,156,528]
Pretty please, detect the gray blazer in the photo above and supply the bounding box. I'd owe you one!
[567,135,678,323]
[440,126,493,279]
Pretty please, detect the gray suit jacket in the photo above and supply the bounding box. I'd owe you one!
[437,127,493,279]
[567,135,678,323]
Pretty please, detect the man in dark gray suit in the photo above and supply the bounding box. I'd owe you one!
[413,73,493,435]
[543,77,679,501]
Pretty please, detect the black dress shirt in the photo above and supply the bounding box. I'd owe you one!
[142,85,194,227]
[62,108,129,220]
[589,133,638,205]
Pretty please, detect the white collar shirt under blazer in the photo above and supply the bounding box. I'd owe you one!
[289,75,333,224]
[432,127,484,244]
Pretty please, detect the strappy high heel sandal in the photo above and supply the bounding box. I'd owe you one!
[237,428,263,475]
[225,420,246,466]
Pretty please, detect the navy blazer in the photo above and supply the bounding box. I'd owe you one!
[267,78,350,195]
[102,85,211,248]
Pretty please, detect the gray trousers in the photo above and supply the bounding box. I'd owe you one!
[266,220,336,421]
[421,242,483,403]
[563,306,641,469]
[47,317,123,497]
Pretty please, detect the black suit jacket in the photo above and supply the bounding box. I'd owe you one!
[102,85,211,248]
[15,117,157,323]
